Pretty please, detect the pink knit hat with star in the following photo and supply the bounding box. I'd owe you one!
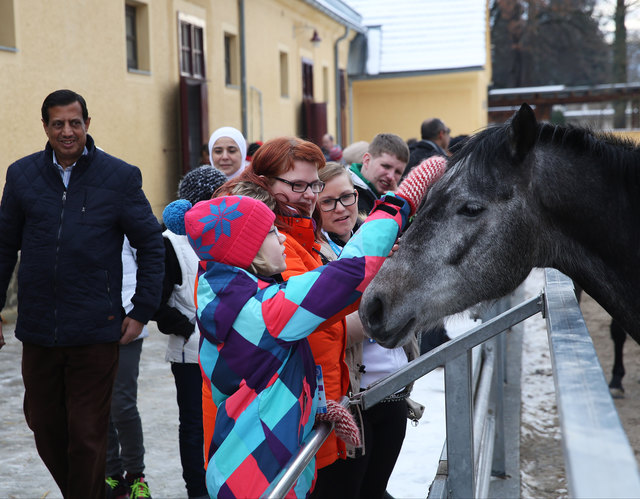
[184,195,275,268]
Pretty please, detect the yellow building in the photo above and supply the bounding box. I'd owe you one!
[1,1,491,214]
[344,0,491,144]
[0,0,364,215]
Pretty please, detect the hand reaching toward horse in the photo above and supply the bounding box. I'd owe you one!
[395,156,447,215]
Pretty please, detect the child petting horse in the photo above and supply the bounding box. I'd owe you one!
[162,156,444,498]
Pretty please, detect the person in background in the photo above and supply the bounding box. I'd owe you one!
[246,141,263,163]
[105,237,152,499]
[321,133,341,161]
[405,118,451,174]
[208,126,247,179]
[316,161,442,498]
[0,89,164,498]
[153,165,228,499]
[342,140,369,167]
[349,133,409,214]
[197,143,210,168]
[448,134,469,154]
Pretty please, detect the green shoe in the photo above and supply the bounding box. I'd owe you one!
[127,474,151,499]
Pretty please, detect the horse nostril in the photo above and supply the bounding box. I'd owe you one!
[365,295,385,332]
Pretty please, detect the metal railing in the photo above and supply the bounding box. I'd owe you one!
[264,269,640,498]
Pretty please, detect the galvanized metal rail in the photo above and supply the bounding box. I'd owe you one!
[263,270,640,498]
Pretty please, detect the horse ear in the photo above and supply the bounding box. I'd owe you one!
[509,103,538,162]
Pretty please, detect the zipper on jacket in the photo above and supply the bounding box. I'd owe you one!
[81,189,87,222]
[53,190,68,343]
[105,270,113,311]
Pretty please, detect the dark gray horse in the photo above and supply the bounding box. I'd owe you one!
[360,104,640,369]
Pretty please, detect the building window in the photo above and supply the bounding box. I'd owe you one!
[125,2,150,73]
[0,0,17,51]
[224,33,238,86]
[302,58,314,100]
[125,5,138,69]
[279,51,289,98]
[179,17,205,79]
[323,65,329,102]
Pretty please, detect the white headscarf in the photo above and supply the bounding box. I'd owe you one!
[208,126,248,180]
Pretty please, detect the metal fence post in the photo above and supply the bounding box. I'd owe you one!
[445,350,475,498]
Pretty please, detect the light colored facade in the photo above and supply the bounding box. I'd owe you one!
[344,0,491,144]
[0,0,362,215]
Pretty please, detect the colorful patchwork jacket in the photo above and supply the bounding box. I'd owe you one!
[197,194,410,499]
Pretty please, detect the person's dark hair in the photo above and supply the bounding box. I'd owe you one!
[247,141,263,157]
[420,118,446,141]
[448,134,469,154]
[201,143,209,154]
[41,89,89,124]
[368,133,409,164]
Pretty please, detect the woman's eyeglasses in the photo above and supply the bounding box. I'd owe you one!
[318,191,357,212]
[273,177,325,193]
[268,227,281,237]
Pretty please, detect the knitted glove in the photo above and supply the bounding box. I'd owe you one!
[316,399,361,447]
[395,156,447,216]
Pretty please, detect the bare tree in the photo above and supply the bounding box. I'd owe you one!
[491,0,610,88]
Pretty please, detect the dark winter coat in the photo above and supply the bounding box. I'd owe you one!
[406,140,448,175]
[0,135,164,346]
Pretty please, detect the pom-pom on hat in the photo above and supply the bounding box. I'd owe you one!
[178,166,227,205]
[184,195,275,268]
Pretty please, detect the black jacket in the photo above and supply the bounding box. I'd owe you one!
[0,135,164,346]
[405,140,448,177]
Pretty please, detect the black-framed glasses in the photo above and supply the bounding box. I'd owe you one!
[318,191,357,212]
[273,177,325,193]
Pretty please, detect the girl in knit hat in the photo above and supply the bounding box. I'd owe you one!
[162,156,445,499]
[153,165,228,499]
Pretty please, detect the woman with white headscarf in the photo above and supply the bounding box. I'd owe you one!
[207,126,247,179]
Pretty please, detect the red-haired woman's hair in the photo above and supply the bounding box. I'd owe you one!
[216,137,326,235]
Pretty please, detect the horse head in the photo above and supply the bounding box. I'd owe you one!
[360,104,543,347]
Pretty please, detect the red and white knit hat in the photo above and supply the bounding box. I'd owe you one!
[184,195,275,268]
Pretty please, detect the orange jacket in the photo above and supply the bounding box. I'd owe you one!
[278,214,355,468]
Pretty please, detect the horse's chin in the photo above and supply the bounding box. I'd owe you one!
[369,317,417,348]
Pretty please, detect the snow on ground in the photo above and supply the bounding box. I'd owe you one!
[0,271,555,498]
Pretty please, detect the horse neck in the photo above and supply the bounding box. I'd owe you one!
[532,150,640,339]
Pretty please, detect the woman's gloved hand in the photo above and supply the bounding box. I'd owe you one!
[316,399,361,447]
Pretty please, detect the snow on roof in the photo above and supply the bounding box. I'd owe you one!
[343,0,487,75]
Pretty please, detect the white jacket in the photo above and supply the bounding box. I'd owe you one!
[122,236,148,340]
[163,230,200,363]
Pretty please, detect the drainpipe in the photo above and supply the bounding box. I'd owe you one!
[334,26,349,146]
[238,0,248,137]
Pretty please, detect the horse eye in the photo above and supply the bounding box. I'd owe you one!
[457,203,484,217]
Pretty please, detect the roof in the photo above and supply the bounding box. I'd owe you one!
[302,0,366,33]
[343,0,487,75]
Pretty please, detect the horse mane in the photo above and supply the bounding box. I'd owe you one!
[450,119,640,194]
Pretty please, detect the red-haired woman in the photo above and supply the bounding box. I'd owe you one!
[219,137,355,494]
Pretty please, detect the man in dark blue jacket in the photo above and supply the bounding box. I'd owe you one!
[0,89,164,498]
